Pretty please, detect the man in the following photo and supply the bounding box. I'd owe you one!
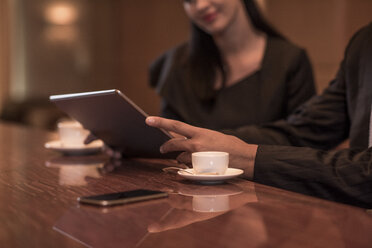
[146,23,372,209]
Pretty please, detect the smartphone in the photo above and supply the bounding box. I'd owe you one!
[77,189,168,207]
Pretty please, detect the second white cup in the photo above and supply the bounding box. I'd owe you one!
[192,151,229,175]
[58,120,89,147]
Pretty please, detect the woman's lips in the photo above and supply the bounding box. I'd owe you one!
[202,12,218,23]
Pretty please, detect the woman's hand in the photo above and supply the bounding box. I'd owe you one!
[84,133,123,159]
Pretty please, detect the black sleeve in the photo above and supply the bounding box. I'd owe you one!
[222,67,349,149]
[222,54,349,149]
[253,145,372,208]
[251,25,372,208]
[285,49,316,115]
[222,25,372,149]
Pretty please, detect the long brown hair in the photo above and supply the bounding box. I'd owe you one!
[187,0,283,101]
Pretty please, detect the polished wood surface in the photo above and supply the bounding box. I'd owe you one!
[1,122,372,247]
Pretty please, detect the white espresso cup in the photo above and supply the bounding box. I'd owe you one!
[192,151,229,175]
[58,120,89,147]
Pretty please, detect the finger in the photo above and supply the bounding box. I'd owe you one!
[146,116,197,138]
[100,162,115,174]
[102,145,122,159]
[169,131,186,139]
[176,152,192,165]
[103,145,114,156]
[176,162,190,169]
[111,158,123,166]
[113,150,122,160]
[84,133,97,144]
[160,137,192,153]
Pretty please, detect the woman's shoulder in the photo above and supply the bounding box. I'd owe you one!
[149,43,189,88]
[266,36,309,64]
[151,43,189,69]
[269,36,302,49]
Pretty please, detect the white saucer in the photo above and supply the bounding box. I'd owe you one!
[44,140,104,155]
[177,168,244,184]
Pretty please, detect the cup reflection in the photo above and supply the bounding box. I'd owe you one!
[178,183,252,213]
[45,156,106,186]
[192,195,230,213]
[147,184,257,234]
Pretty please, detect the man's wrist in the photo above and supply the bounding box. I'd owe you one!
[244,144,258,180]
[231,143,257,180]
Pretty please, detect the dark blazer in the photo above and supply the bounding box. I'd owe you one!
[149,36,316,131]
[237,23,372,208]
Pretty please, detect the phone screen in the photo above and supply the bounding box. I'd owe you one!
[77,189,168,206]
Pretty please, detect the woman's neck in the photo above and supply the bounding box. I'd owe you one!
[213,12,264,56]
[212,10,267,88]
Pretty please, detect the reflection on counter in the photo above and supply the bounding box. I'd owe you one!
[190,191,257,213]
[53,183,257,247]
[178,183,254,213]
[147,184,257,233]
[192,195,230,213]
[54,200,172,247]
[45,156,108,186]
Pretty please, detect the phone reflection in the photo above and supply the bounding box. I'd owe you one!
[54,200,172,247]
[45,156,109,186]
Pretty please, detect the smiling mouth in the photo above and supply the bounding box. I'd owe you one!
[202,12,218,23]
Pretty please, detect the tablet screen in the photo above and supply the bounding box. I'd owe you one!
[50,89,178,159]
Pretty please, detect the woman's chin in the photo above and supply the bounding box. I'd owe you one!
[201,24,227,36]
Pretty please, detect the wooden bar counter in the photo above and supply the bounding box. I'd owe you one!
[0,122,371,247]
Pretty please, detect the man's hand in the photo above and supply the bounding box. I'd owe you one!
[146,116,257,179]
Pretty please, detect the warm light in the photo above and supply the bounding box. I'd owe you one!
[45,3,78,25]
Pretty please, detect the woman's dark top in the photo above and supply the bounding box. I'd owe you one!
[149,36,316,133]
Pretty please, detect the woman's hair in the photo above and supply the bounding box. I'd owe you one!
[187,0,283,102]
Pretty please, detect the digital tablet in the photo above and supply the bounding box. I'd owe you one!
[50,89,178,159]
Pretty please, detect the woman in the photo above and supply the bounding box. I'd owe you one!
[149,0,315,138]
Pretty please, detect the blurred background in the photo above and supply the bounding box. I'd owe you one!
[0,0,371,130]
